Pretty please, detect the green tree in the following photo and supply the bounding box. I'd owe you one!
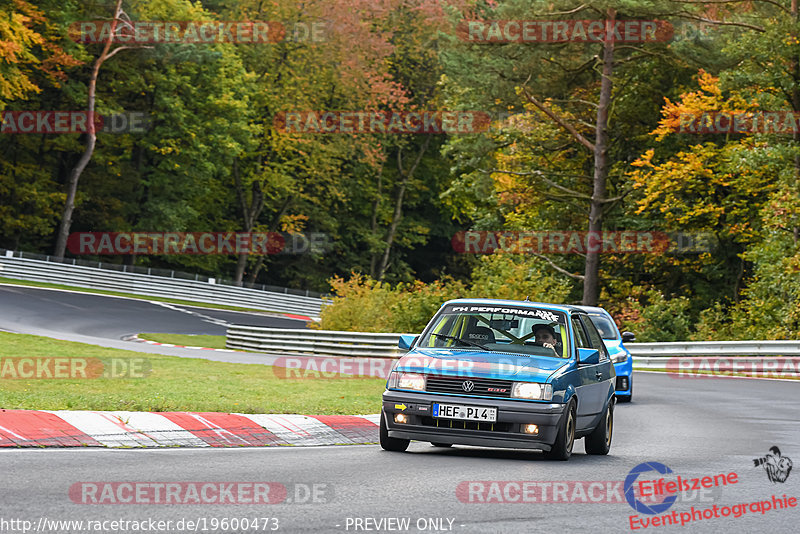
[0,0,78,109]
[439,0,725,305]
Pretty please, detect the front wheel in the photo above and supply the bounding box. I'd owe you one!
[585,400,613,455]
[543,399,576,461]
[379,411,409,452]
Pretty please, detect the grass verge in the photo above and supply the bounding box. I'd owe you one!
[0,332,384,414]
[0,277,292,315]
[138,333,227,349]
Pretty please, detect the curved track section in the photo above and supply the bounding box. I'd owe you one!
[0,374,797,532]
[0,284,307,363]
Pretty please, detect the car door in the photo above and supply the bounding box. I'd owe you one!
[579,314,615,415]
[570,314,605,430]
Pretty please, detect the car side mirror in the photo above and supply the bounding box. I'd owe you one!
[398,334,419,350]
[577,348,600,365]
[621,331,636,343]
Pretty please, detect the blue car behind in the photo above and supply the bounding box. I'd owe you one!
[381,299,616,460]
[576,305,634,402]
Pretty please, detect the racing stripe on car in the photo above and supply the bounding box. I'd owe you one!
[0,410,100,447]
[160,412,287,447]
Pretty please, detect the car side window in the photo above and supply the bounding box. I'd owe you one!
[571,316,590,349]
[580,315,610,361]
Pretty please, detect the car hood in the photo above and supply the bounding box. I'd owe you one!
[394,348,570,382]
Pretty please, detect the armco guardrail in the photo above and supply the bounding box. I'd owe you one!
[0,249,324,297]
[627,341,800,357]
[226,326,404,358]
[225,329,800,378]
[633,356,800,375]
[0,253,324,317]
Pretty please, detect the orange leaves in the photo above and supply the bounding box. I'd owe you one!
[279,214,309,233]
[651,70,757,141]
[696,70,722,96]
[629,149,655,189]
[0,0,80,104]
[0,39,24,61]
[39,43,82,82]
[628,70,778,254]
[630,143,724,225]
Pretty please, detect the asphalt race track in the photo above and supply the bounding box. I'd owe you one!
[1,285,799,533]
[0,374,797,533]
[0,284,307,363]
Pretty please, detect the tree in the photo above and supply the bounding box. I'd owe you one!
[0,0,78,109]
[53,0,142,259]
[0,0,80,249]
[439,0,720,305]
[520,9,617,305]
[641,1,800,337]
[629,71,775,304]
[224,0,452,285]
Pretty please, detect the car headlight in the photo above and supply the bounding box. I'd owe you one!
[612,352,629,364]
[388,372,426,391]
[511,382,553,401]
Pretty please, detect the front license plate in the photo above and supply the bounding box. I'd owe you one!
[432,403,497,422]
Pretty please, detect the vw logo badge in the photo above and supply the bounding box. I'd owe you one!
[461,380,475,392]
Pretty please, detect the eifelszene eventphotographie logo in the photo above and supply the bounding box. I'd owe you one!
[753,446,793,483]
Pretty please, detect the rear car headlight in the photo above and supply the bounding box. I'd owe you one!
[511,382,553,401]
[388,372,426,391]
[612,352,629,364]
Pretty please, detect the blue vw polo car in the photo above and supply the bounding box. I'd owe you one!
[381,299,616,460]
[575,306,634,402]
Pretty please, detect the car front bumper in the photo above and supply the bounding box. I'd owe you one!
[382,390,568,451]
[613,356,633,397]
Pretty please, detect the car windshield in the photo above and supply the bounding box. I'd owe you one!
[417,304,569,358]
[588,314,618,340]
